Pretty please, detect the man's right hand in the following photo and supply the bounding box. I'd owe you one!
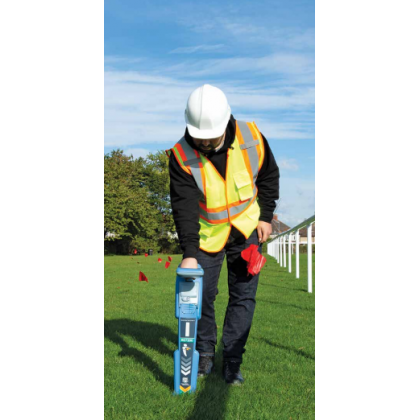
[180,257,198,269]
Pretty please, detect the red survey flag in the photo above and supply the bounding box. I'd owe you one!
[158,258,162,263]
[241,245,253,262]
[241,244,266,276]
[144,253,148,257]
[165,261,171,269]
[168,256,172,262]
[139,271,148,283]
[134,249,137,255]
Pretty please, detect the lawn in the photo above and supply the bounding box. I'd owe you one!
[104,252,315,420]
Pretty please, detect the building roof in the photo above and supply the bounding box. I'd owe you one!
[298,222,315,237]
[271,217,315,237]
[271,219,290,235]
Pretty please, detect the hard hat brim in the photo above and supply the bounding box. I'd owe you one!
[185,108,231,140]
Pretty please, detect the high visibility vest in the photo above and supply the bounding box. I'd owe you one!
[169,120,265,253]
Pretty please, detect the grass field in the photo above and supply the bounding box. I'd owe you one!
[105,252,315,420]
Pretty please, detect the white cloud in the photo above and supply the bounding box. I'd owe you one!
[227,87,315,111]
[283,29,315,50]
[233,116,314,140]
[104,66,314,147]
[104,56,144,65]
[275,177,315,227]
[277,158,299,171]
[104,70,195,146]
[124,148,152,159]
[169,44,225,54]
[174,12,314,52]
[218,20,314,52]
[163,53,314,83]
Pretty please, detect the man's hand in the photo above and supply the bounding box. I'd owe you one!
[180,257,198,269]
[257,221,272,243]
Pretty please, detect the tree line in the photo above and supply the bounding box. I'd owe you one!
[104,149,180,255]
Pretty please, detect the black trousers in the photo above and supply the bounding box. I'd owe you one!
[195,228,261,363]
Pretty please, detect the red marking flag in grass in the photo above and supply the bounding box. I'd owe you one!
[165,261,171,269]
[168,256,172,262]
[144,253,148,257]
[134,249,138,254]
[139,271,148,283]
[158,258,162,263]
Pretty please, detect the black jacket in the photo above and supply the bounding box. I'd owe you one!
[169,115,280,259]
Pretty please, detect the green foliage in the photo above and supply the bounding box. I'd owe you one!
[130,236,160,254]
[104,149,177,254]
[158,237,182,254]
[140,150,177,242]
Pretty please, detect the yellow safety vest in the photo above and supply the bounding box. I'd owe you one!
[169,120,265,253]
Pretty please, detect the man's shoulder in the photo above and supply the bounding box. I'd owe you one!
[167,136,187,152]
[168,137,196,176]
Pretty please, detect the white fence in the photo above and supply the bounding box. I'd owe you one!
[267,215,315,293]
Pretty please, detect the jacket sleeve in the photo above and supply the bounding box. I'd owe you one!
[256,134,280,223]
[169,152,201,259]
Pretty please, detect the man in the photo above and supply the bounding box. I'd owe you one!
[168,84,279,385]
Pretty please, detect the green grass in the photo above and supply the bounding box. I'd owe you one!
[105,252,315,420]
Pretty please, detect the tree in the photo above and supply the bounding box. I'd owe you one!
[104,150,159,253]
[104,149,178,254]
[140,150,177,242]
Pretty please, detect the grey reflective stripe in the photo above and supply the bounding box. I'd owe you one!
[199,207,229,221]
[240,140,260,150]
[200,186,257,221]
[229,187,257,217]
[236,121,260,180]
[178,138,205,194]
[184,157,202,166]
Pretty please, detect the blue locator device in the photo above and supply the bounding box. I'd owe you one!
[174,266,204,394]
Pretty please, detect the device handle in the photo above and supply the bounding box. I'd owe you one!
[176,266,204,279]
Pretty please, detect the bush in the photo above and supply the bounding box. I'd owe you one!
[130,236,160,254]
[104,241,117,255]
[158,237,182,254]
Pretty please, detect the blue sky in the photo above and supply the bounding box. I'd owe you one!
[105,0,314,227]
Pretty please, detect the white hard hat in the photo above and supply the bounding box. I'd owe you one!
[184,84,231,139]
